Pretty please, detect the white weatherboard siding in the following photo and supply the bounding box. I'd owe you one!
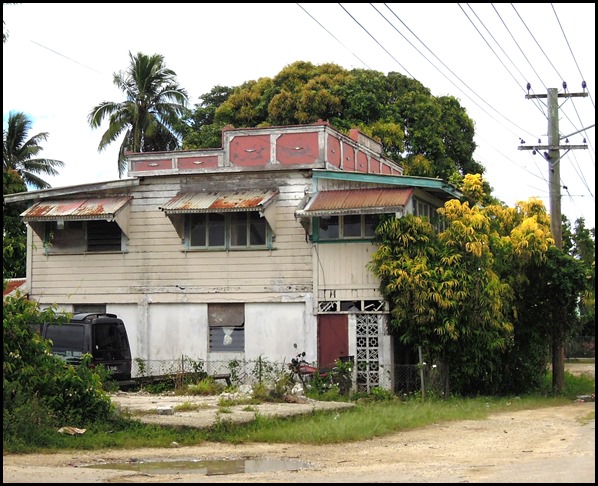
[315,242,382,302]
[28,173,312,304]
[30,171,320,376]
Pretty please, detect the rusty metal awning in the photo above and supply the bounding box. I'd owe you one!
[295,188,413,217]
[159,189,279,214]
[20,196,133,221]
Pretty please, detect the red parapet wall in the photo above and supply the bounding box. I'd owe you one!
[126,124,403,176]
[229,134,271,166]
[178,155,219,170]
[276,132,319,165]
[356,151,368,172]
[327,134,341,168]
[133,159,173,171]
[341,142,355,171]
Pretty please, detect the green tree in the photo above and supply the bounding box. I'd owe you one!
[367,183,587,396]
[88,51,189,177]
[562,216,595,338]
[508,245,589,393]
[2,169,27,279]
[183,61,481,183]
[3,111,65,189]
[181,85,235,149]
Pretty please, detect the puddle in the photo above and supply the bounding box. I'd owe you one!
[86,458,311,476]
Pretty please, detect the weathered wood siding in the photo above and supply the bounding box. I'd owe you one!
[28,171,313,305]
[314,242,382,302]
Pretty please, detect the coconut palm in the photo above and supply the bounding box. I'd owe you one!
[88,51,189,177]
[3,111,65,189]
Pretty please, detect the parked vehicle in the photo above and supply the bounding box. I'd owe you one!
[31,312,132,382]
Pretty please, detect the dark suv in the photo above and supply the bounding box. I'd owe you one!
[32,312,132,381]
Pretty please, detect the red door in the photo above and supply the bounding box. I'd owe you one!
[317,314,349,369]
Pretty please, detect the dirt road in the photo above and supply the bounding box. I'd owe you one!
[3,362,594,483]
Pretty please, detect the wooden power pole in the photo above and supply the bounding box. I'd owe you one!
[519,83,588,393]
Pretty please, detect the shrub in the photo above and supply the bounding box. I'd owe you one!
[3,293,115,446]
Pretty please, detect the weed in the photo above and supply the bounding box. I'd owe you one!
[174,401,200,412]
[185,377,226,396]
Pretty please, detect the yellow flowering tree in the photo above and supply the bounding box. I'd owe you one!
[368,173,586,395]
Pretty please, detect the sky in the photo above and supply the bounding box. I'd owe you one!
[3,3,595,229]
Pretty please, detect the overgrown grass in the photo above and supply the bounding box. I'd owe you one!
[4,371,593,454]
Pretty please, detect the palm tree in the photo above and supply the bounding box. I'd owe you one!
[3,111,65,189]
[88,51,189,177]
[3,3,18,44]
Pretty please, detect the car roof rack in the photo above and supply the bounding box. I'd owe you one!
[71,312,118,322]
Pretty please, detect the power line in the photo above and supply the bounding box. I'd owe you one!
[337,3,414,78]
[29,40,106,76]
[296,3,372,70]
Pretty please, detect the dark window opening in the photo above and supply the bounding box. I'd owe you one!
[73,304,107,314]
[208,303,245,352]
[87,220,122,251]
[44,220,123,253]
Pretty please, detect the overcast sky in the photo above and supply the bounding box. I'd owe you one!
[3,3,595,229]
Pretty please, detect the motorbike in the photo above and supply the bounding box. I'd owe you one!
[287,351,326,387]
[288,351,355,395]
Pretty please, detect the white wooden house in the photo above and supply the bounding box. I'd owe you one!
[4,122,461,392]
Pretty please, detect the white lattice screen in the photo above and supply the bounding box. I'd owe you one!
[356,314,381,392]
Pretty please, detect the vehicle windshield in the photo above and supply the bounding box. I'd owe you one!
[45,324,85,362]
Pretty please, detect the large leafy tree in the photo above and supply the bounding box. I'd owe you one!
[3,111,65,189]
[368,173,588,395]
[88,51,189,177]
[181,85,235,149]
[183,61,485,182]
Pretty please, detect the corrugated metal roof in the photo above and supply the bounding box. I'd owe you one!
[20,196,133,221]
[160,189,279,214]
[298,188,413,216]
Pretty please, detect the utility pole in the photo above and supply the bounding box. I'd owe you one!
[519,82,588,393]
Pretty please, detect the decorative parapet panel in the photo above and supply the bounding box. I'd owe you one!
[128,150,223,176]
[126,122,403,178]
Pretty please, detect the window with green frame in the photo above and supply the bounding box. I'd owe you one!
[316,214,379,241]
[186,212,271,249]
[412,198,447,232]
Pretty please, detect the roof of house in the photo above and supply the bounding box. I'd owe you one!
[3,278,26,297]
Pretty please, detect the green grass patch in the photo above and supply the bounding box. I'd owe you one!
[4,373,593,454]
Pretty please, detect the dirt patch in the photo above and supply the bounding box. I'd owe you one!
[3,402,595,483]
[563,361,595,377]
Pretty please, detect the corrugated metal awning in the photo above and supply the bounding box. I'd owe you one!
[295,188,413,217]
[20,196,133,237]
[20,196,133,221]
[159,189,279,214]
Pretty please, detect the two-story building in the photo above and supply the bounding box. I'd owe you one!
[4,121,461,392]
